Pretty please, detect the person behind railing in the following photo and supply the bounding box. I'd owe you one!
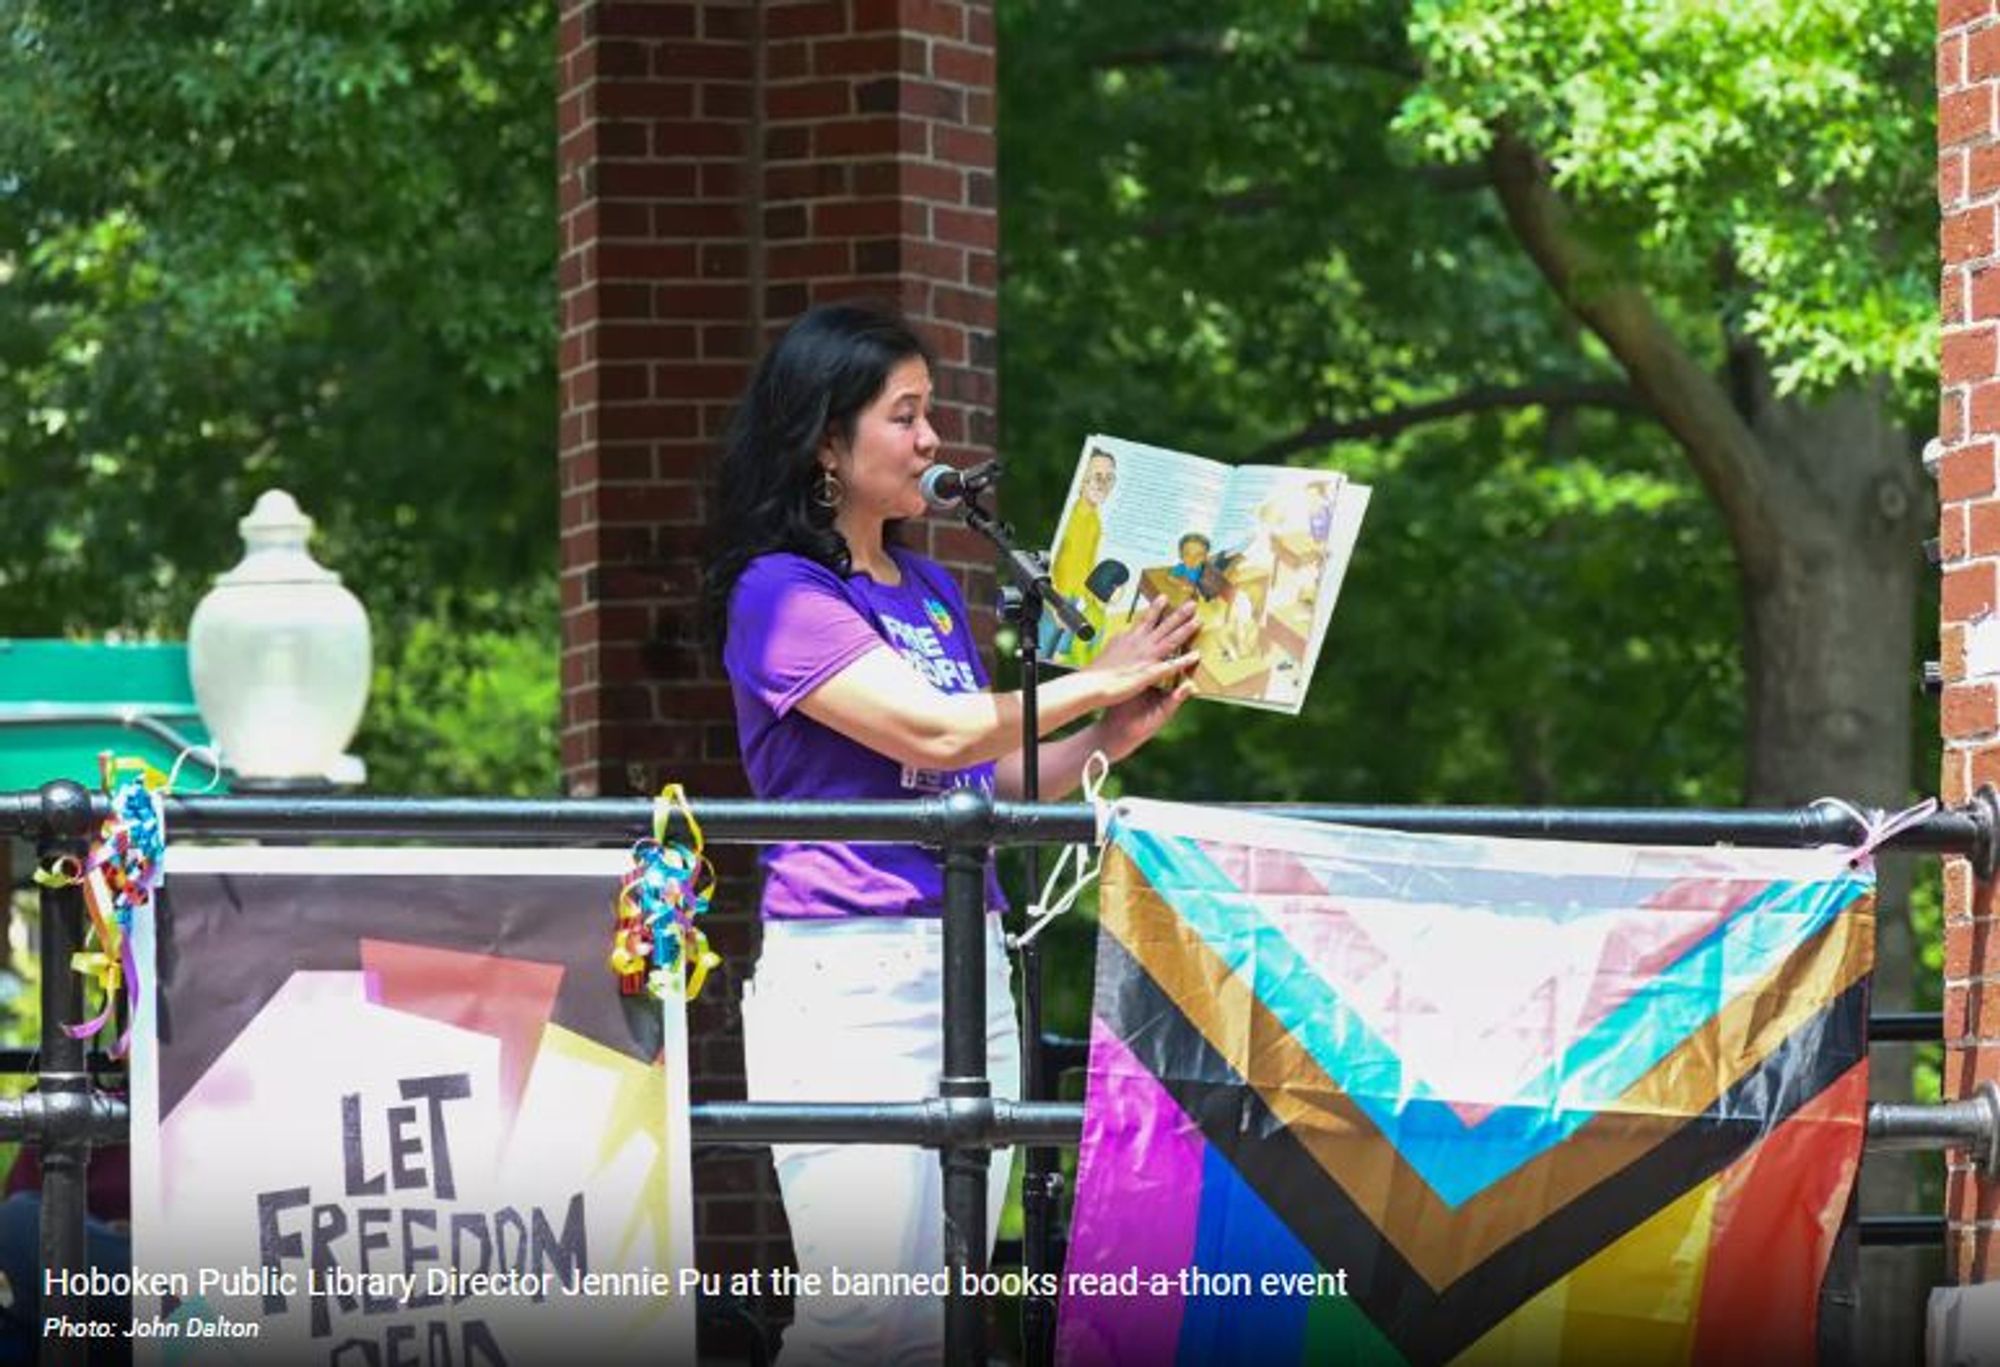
[0,1148,131,1364]
[700,300,1199,1367]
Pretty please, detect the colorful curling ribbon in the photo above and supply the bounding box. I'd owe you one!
[36,772,168,1059]
[610,783,721,1002]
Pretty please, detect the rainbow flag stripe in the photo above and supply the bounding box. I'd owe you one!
[1058,800,1872,1366]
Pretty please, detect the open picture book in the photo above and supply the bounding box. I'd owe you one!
[1040,434,1369,714]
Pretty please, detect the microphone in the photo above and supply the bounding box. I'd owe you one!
[919,460,1003,510]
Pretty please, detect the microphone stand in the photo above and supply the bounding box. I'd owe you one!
[952,486,1089,1367]
[957,489,1093,649]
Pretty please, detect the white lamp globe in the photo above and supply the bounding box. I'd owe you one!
[187,490,371,786]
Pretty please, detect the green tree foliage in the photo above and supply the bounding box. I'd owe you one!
[1002,0,1938,822]
[357,585,562,796]
[0,0,557,636]
[0,0,561,797]
[1402,0,1934,397]
[999,0,1851,807]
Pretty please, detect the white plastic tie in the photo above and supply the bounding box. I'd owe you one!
[1815,795,1938,867]
[165,743,226,796]
[1012,751,1117,950]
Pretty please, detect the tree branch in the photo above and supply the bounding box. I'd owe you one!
[1137,187,1286,238]
[1093,37,1227,68]
[1249,381,1644,464]
[1090,38,1418,84]
[1137,166,1489,238]
[1484,131,1780,584]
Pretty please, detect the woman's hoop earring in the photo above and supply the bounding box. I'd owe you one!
[813,469,843,509]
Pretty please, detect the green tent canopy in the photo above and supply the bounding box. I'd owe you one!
[0,640,226,793]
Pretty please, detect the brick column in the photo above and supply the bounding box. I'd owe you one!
[558,0,997,806]
[557,0,752,805]
[759,0,999,599]
[556,0,999,1335]
[1941,0,2000,1282]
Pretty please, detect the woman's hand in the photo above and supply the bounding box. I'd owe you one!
[1079,597,1201,708]
[1095,670,1196,761]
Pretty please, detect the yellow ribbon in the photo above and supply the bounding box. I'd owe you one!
[678,928,722,1002]
[76,753,176,1055]
[70,871,125,1010]
[97,750,170,794]
[33,855,83,889]
[70,948,121,997]
[613,782,719,1002]
[652,782,702,854]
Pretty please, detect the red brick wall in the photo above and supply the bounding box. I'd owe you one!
[760,0,999,603]
[1941,0,2000,1282]
[555,0,999,1337]
[557,0,752,804]
[558,0,997,806]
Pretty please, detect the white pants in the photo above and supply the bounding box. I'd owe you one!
[742,916,1022,1367]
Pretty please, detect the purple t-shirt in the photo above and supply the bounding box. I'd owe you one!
[724,548,1007,919]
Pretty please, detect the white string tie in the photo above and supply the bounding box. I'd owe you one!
[1013,751,1116,950]
[1813,795,1939,867]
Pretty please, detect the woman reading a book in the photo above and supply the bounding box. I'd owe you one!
[699,301,1198,1366]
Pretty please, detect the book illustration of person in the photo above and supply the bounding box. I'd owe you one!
[1169,532,1211,592]
[1244,502,1284,620]
[1186,536,1243,603]
[1041,448,1120,657]
[1307,479,1339,552]
[1137,532,1235,617]
[1263,483,1340,618]
[1045,558,1131,661]
[1219,582,1264,663]
[1137,532,1251,680]
[1232,501,1282,569]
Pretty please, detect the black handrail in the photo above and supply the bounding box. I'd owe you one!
[3,788,1993,854]
[4,780,1992,1367]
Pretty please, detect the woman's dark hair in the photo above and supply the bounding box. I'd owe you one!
[700,301,935,650]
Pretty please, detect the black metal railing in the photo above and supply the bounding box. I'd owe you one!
[3,780,1997,1367]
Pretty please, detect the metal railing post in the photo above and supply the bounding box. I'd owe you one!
[938,788,994,1367]
[35,779,95,1366]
